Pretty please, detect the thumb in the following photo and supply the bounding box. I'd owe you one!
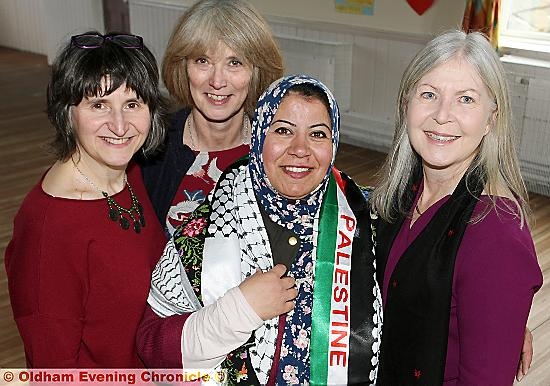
[272,264,288,278]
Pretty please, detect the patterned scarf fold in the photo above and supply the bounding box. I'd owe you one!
[206,163,278,384]
[148,161,277,384]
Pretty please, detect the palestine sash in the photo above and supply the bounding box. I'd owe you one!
[310,170,355,385]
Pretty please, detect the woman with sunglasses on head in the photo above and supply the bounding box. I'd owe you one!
[5,31,168,368]
[140,0,283,237]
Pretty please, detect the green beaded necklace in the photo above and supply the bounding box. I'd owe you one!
[74,163,145,233]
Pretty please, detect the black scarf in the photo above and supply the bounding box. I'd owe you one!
[375,167,485,385]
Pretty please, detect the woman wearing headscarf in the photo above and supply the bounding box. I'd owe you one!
[138,75,382,385]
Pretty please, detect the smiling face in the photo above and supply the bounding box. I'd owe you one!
[262,92,333,199]
[407,56,495,176]
[71,81,150,170]
[187,42,252,123]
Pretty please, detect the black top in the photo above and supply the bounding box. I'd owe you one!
[139,108,195,228]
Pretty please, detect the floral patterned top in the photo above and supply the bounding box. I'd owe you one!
[165,145,248,236]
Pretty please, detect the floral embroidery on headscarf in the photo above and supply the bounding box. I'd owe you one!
[248,75,340,384]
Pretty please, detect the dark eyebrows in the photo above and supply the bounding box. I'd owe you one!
[83,96,106,103]
[272,119,295,127]
[310,123,331,130]
[271,119,330,130]
[83,96,142,104]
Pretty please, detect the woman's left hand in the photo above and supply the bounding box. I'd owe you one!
[516,327,533,382]
[239,264,297,320]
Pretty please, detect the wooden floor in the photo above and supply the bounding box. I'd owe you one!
[0,47,549,384]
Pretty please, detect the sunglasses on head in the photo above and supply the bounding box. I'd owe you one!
[71,33,143,49]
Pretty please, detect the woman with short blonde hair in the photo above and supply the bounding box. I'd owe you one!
[141,0,284,237]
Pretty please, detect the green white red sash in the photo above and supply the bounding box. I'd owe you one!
[310,170,355,385]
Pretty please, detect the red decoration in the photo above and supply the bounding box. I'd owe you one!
[407,0,435,15]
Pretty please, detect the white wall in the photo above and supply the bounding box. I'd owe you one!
[0,0,47,55]
[0,0,104,64]
[42,0,105,64]
[249,0,465,35]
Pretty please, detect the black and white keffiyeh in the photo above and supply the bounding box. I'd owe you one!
[149,162,278,384]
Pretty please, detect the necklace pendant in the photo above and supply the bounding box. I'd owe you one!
[109,208,119,222]
[119,216,130,230]
[74,162,146,234]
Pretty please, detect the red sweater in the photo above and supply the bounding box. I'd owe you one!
[5,163,165,368]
